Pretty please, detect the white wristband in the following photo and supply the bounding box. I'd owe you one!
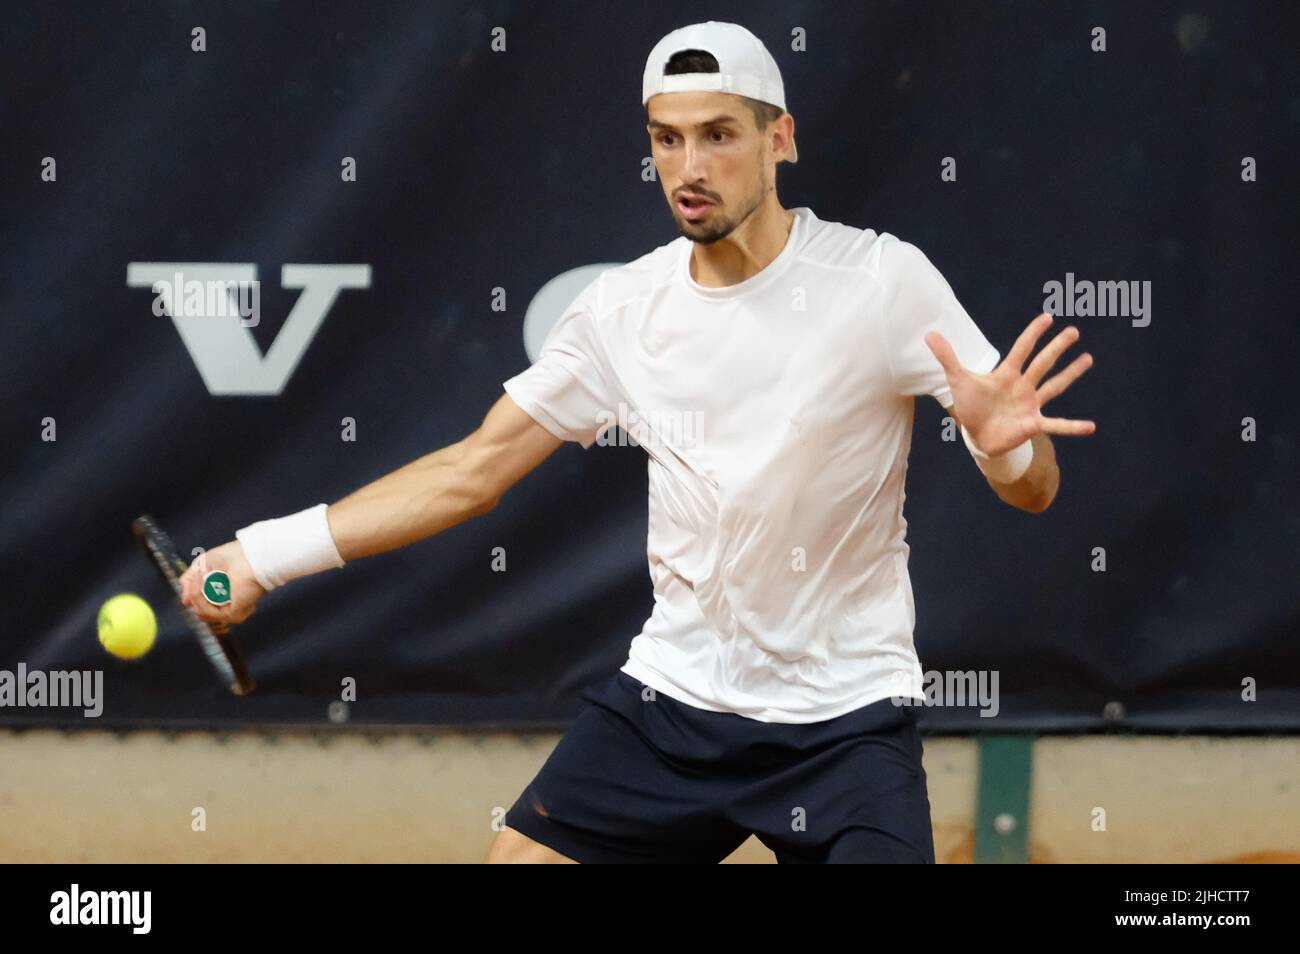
[235,503,345,592]
[960,424,1034,484]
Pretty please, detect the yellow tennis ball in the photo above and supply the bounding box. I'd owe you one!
[97,594,157,660]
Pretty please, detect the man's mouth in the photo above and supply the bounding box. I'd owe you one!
[677,194,716,222]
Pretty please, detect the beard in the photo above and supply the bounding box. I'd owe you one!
[677,211,735,245]
[674,157,769,245]
[674,188,762,245]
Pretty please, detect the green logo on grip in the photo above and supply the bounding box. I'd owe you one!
[202,570,232,606]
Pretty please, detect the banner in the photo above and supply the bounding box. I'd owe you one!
[2,2,1296,729]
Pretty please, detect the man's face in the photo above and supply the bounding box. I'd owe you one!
[645,91,772,245]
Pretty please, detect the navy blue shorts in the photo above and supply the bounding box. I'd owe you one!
[504,671,935,863]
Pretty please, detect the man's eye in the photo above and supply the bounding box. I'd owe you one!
[711,130,728,141]
[657,135,674,146]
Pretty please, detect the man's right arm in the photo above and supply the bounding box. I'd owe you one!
[180,394,562,623]
[327,393,563,559]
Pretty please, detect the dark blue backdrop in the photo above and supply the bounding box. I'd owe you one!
[2,0,1296,730]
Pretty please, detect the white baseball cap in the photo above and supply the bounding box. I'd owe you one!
[642,21,798,164]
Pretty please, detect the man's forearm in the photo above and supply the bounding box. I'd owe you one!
[987,432,1059,513]
[325,440,496,561]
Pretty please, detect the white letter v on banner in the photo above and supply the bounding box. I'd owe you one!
[126,263,371,395]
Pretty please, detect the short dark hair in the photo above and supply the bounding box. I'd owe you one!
[661,49,786,132]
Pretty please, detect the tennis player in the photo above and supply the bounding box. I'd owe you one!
[180,21,1095,863]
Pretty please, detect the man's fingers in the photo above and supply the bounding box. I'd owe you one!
[1037,352,1093,405]
[180,568,196,607]
[1039,415,1097,436]
[1004,313,1054,371]
[191,597,233,625]
[924,331,964,377]
[1024,324,1081,386]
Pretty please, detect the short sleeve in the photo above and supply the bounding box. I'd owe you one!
[876,236,1000,407]
[502,297,618,450]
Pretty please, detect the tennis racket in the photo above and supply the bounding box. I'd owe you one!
[131,514,256,696]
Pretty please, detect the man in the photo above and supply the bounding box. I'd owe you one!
[181,21,1094,863]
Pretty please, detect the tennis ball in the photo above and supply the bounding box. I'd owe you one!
[97,593,157,660]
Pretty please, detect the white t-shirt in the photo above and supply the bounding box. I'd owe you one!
[503,207,1000,723]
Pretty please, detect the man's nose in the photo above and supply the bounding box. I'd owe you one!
[681,139,706,181]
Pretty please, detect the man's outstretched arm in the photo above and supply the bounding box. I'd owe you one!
[328,394,563,559]
[179,394,562,623]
